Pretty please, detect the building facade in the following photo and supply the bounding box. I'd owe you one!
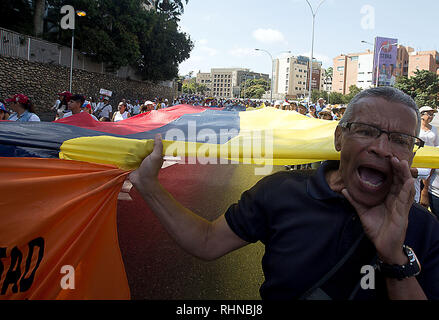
[408,50,439,77]
[357,53,374,90]
[332,50,373,95]
[274,55,314,100]
[196,68,269,99]
[332,45,439,94]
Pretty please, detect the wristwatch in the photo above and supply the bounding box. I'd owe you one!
[376,245,421,280]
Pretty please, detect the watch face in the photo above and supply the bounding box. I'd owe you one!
[407,250,416,263]
[378,246,421,279]
[403,245,421,276]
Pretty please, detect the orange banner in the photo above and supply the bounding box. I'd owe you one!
[0,158,130,299]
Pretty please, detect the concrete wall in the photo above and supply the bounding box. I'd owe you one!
[0,55,177,121]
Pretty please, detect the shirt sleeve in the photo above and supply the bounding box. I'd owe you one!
[433,127,439,147]
[29,114,41,122]
[417,168,432,180]
[224,175,275,244]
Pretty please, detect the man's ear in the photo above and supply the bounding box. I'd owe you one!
[334,126,342,152]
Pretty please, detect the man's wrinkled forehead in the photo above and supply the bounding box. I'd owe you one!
[350,97,418,134]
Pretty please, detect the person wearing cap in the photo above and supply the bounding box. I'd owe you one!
[52,91,72,120]
[316,98,326,114]
[94,96,112,121]
[80,101,99,120]
[318,107,333,120]
[6,94,40,122]
[141,100,154,113]
[0,102,9,120]
[297,104,308,115]
[112,101,131,122]
[416,106,439,212]
[306,105,318,118]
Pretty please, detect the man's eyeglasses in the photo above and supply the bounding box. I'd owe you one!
[340,122,425,153]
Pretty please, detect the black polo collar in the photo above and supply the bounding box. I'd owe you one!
[307,160,345,201]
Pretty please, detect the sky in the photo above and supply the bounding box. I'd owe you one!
[177,0,439,77]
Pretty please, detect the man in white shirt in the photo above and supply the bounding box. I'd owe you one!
[94,96,112,121]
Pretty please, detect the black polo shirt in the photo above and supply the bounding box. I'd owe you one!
[224,161,439,300]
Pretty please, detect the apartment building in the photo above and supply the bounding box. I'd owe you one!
[306,60,325,92]
[408,50,439,77]
[332,45,439,94]
[196,68,269,98]
[357,52,374,90]
[322,74,332,92]
[273,55,312,100]
[332,50,374,94]
[396,45,414,77]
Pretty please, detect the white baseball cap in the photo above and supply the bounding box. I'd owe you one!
[419,106,437,113]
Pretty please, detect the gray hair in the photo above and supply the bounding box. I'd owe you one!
[338,86,421,136]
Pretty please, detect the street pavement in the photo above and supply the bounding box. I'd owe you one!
[116,161,285,300]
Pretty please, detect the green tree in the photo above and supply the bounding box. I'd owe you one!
[328,92,345,104]
[324,67,333,78]
[42,0,193,80]
[342,85,362,104]
[182,80,207,94]
[311,89,329,104]
[395,70,439,108]
[135,11,193,80]
[241,78,270,99]
[2,1,192,80]
[0,1,33,35]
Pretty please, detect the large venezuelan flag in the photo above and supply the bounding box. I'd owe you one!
[1,104,439,300]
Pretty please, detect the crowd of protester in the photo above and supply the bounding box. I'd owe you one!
[0,91,348,123]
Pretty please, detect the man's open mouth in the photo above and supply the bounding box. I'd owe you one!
[357,166,387,189]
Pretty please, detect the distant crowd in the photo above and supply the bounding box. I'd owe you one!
[0,91,344,123]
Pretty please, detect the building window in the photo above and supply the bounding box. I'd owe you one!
[337,66,344,71]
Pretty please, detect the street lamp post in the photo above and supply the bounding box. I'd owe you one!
[305,0,326,106]
[255,48,274,104]
[255,49,291,104]
[375,42,398,87]
[69,10,86,92]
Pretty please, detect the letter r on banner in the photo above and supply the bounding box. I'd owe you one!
[60,5,75,30]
